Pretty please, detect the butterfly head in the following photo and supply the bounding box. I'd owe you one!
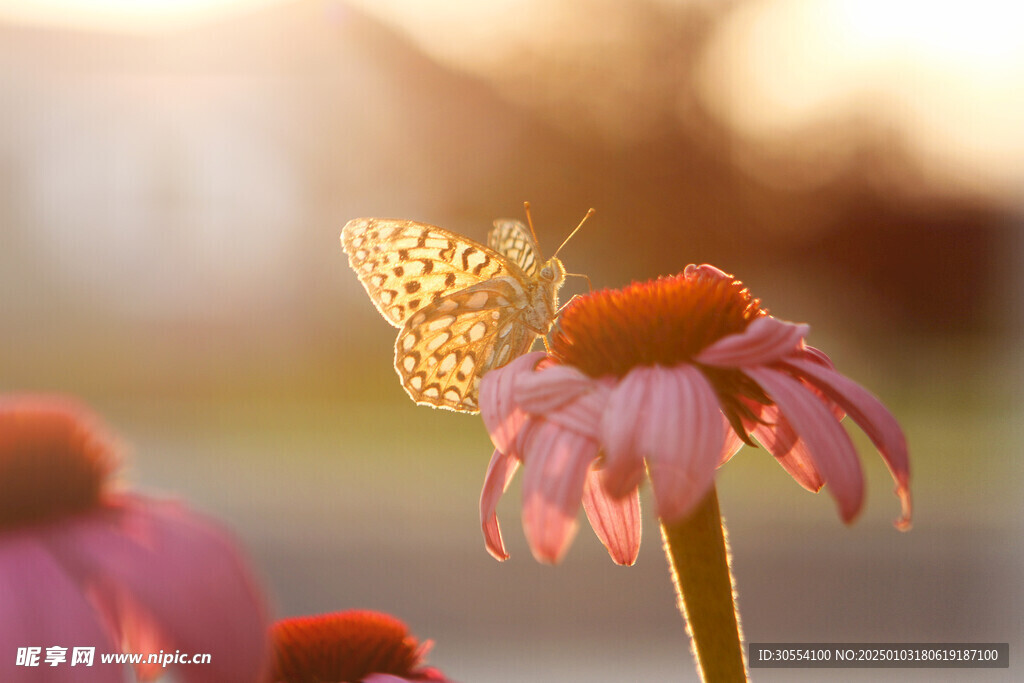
[522,202,592,289]
[539,256,566,287]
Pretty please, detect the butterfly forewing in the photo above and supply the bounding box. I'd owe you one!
[341,214,567,414]
[342,218,516,327]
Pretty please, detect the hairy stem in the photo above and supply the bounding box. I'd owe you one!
[660,485,747,682]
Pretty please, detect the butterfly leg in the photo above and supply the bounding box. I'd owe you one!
[556,293,587,315]
[543,316,567,353]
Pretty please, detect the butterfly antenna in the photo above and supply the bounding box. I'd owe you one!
[553,208,595,259]
[523,201,540,245]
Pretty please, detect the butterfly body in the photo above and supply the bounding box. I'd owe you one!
[341,216,566,413]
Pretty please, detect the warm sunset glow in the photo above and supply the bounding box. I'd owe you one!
[345,0,1024,197]
[697,0,1024,194]
[344,0,548,67]
[0,0,287,32]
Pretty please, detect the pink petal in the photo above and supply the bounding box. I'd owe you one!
[408,665,455,683]
[745,367,864,523]
[773,371,845,486]
[719,413,746,465]
[368,675,453,683]
[0,533,122,683]
[696,317,809,367]
[103,598,188,683]
[744,397,796,455]
[790,347,847,423]
[581,468,641,566]
[599,367,657,498]
[40,496,270,683]
[479,448,520,561]
[749,403,824,491]
[365,675,452,683]
[782,356,912,529]
[543,385,609,437]
[479,352,545,457]
[520,421,598,564]
[767,439,826,493]
[514,364,595,414]
[799,344,835,369]
[643,365,727,522]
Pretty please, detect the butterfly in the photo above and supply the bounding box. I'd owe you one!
[340,204,592,413]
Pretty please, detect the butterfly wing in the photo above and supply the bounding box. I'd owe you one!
[342,217,525,327]
[394,279,538,413]
[488,220,540,277]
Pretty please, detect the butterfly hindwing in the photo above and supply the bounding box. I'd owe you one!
[394,280,537,412]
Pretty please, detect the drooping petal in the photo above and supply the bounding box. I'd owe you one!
[0,533,122,683]
[745,367,864,523]
[748,403,824,492]
[790,346,846,422]
[767,438,826,493]
[781,356,912,529]
[696,316,809,367]
[514,364,595,414]
[520,421,599,564]
[743,397,794,454]
[479,448,521,561]
[581,468,641,566]
[409,668,456,683]
[542,384,609,437]
[751,359,841,490]
[643,365,727,523]
[479,352,545,457]
[40,495,270,683]
[719,413,746,465]
[599,367,657,498]
[799,344,835,369]
[365,674,454,683]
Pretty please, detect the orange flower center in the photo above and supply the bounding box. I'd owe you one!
[552,267,765,378]
[551,268,771,441]
[270,611,426,683]
[0,397,114,530]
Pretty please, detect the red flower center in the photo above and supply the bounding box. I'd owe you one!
[270,611,426,683]
[552,266,765,378]
[0,397,114,530]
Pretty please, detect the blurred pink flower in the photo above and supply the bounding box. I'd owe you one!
[479,265,911,564]
[0,395,269,682]
[269,610,454,683]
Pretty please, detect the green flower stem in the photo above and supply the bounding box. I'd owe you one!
[660,485,747,682]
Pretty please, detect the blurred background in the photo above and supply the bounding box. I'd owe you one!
[0,0,1020,680]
